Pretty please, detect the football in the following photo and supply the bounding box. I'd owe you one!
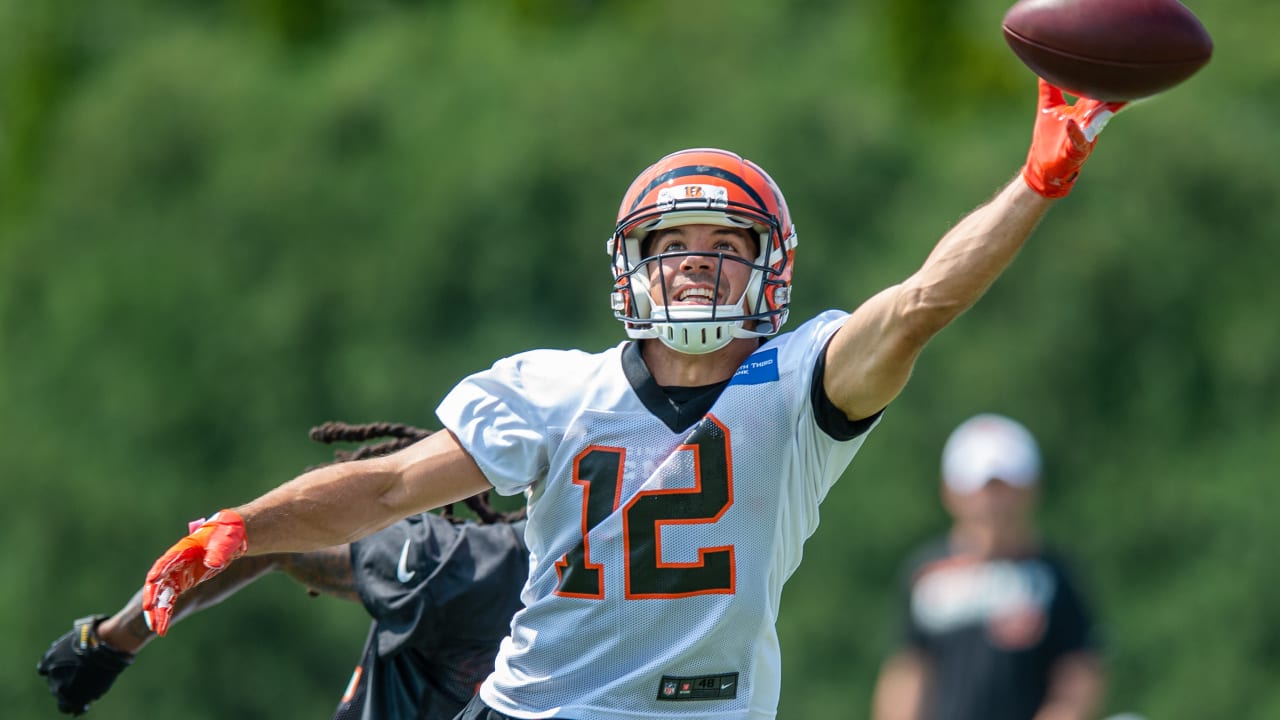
[1001,0,1213,101]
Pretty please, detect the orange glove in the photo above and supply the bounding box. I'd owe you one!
[141,510,247,636]
[1023,79,1127,199]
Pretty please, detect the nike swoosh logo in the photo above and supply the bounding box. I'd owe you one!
[720,681,735,690]
[396,538,416,583]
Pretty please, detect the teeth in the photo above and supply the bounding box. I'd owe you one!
[677,287,715,302]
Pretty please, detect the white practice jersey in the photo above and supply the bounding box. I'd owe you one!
[437,310,878,719]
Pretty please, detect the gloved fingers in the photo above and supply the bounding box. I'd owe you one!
[38,618,131,716]
[141,509,247,637]
[1099,100,1128,115]
[1076,99,1127,142]
[141,608,158,635]
[144,538,202,583]
[1078,111,1110,143]
[1037,78,1067,113]
[142,577,178,635]
[142,600,170,636]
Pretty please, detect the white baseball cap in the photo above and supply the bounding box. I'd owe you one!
[941,413,1042,494]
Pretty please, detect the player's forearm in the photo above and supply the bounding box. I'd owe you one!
[900,176,1053,334]
[236,430,492,555]
[99,555,281,653]
[277,545,360,603]
[233,460,406,555]
[821,177,1055,418]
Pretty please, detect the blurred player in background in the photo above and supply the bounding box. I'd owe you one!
[871,413,1105,720]
[37,423,529,720]
[138,79,1127,720]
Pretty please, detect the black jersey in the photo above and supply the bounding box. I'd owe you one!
[895,537,1099,720]
[331,514,528,720]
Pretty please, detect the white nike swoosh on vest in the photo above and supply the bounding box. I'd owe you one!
[396,538,416,583]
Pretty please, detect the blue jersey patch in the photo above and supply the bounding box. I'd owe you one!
[728,348,779,386]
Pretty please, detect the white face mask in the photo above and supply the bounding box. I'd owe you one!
[647,294,753,355]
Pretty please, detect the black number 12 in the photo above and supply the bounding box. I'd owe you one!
[554,416,736,600]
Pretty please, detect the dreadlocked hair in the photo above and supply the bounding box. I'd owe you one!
[307,420,525,524]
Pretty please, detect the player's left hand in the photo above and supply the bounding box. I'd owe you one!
[142,509,247,636]
[1023,78,1127,198]
[37,615,134,716]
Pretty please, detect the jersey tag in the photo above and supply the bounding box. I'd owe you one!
[728,348,778,386]
[656,672,739,701]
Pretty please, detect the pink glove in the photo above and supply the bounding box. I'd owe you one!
[1023,79,1127,198]
[141,510,247,636]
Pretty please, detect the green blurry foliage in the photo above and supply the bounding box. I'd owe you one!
[3,0,1276,718]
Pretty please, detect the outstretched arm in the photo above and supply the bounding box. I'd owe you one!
[236,429,491,554]
[38,547,357,715]
[102,554,282,654]
[825,178,1051,420]
[143,429,490,634]
[823,81,1124,420]
[103,546,358,653]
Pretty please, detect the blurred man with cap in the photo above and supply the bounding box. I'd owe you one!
[872,414,1106,720]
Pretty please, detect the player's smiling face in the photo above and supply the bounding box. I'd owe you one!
[644,224,757,309]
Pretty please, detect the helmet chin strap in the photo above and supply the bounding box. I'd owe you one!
[649,302,748,355]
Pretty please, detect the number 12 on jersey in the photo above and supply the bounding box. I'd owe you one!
[555,416,736,600]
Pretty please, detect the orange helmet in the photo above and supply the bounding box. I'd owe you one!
[607,148,797,354]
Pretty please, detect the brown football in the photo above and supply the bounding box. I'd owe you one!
[1002,0,1213,101]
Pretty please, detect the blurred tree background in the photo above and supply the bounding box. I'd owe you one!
[2,0,1275,718]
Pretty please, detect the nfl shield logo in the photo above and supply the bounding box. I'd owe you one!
[662,681,677,697]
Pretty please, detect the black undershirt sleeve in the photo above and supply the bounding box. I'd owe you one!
[810,334,884,441]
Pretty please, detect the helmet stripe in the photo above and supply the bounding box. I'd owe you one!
[627,164,769,216]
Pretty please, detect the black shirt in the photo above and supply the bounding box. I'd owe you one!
[333,514,528,720]
[894,537,1100,720]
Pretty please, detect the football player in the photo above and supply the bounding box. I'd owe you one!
[139,80,1125,719]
